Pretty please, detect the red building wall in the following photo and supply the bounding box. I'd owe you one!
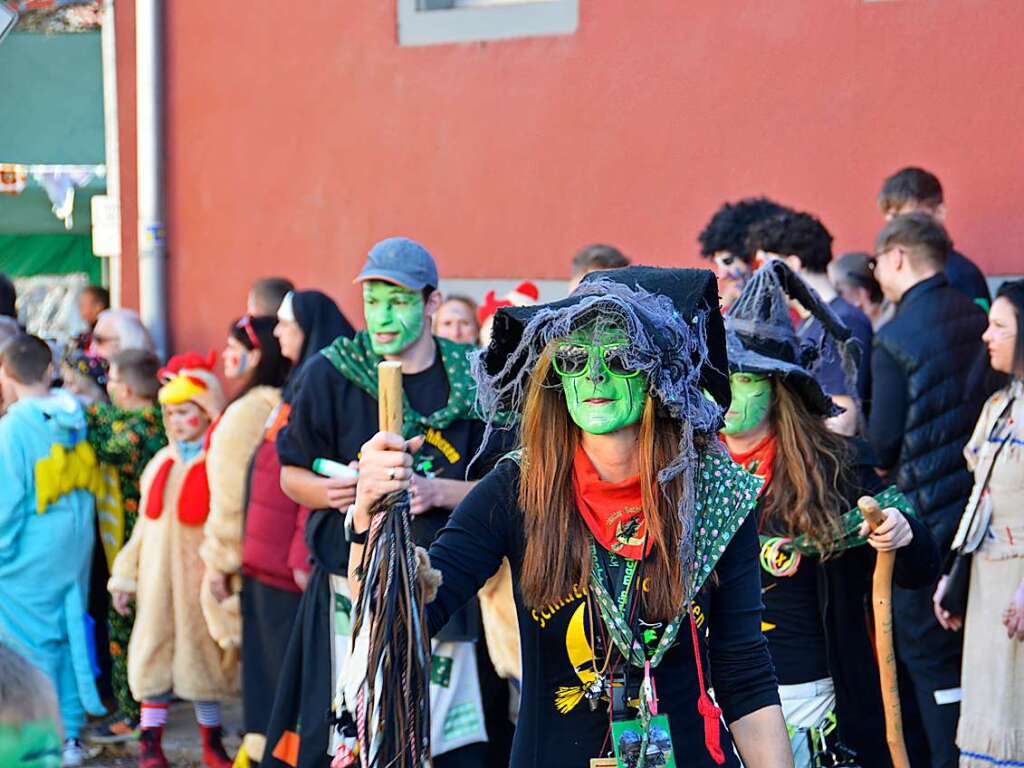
[116,1,1024,355]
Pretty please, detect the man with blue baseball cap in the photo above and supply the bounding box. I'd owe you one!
[268,237,510,768]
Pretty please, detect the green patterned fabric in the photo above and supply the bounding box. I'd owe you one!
[583,451,759,768]
[502,448,760,606]
[758,485,915,557]
[687,451,764,599]
[589,546,683,669]
[86,403,167,721]
[587,451,760,667]
[321,331,478,437]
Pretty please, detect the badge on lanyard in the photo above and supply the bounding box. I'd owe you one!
[611,714,676,768]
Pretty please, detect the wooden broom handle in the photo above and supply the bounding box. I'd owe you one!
[378,361,404,433]
[857,495,910,768]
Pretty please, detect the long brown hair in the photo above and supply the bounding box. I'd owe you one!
[761,378,851,556]
[517,350,687,621]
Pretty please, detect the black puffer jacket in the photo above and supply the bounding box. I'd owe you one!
[869,274,988,552]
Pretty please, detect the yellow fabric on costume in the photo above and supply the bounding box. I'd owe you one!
[34,441,105,515]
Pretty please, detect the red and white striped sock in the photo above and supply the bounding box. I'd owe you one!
[193,701,222,728]
[139,701,169,730]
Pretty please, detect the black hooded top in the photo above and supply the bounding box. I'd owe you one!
[281,290,355,402]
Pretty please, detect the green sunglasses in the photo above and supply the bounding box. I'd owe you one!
[551,341,640,379]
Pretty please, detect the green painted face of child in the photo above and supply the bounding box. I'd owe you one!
[722,372,772,435]
[363,281,426,356]
[554,328,647,435]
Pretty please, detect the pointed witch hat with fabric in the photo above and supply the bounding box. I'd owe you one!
[472,266,763,604]
[724,260,856,417]
[476,266,731,424]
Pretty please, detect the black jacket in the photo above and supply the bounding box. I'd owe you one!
[945,249,991,309]
[757,444,941,766]
[427,459,780,768]
[868,274,988,553]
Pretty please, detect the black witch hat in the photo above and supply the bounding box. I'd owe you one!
[476,266,730,428]
[724,260,855,417]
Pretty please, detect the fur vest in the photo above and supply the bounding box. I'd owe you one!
[199,386,281,649]
[108,441,238,701]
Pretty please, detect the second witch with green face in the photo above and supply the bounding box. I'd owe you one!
[722,372,772,436]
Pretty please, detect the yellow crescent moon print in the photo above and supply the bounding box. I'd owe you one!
[554,602,597,714]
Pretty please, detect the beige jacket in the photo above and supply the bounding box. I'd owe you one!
[199,386,281,649]
[478,559,521,681]
[108,443,238,701]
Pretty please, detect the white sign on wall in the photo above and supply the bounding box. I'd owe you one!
[91,194,121,257]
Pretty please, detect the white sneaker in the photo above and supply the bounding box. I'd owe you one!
[62,738,84,767]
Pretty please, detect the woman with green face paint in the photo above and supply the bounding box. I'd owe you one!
[721,373,772,438]
[349,267,794,768]
[722,261,940,768]
[554,327,648,436]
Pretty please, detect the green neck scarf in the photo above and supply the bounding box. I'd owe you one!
[321,331,478,437]
[759,484,915,558]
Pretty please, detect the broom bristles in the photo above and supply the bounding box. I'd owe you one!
[353,491,432,768]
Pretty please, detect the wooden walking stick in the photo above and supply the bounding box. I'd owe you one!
[858,495,910,768]
[349,360,433,768]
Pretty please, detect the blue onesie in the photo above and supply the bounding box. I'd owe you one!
[0,389,105,739]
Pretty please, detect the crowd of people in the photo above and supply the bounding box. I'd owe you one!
[0,165,1021,768]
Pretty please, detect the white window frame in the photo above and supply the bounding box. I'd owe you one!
[397,0,578,47]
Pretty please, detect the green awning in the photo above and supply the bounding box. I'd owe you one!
[0,233,101,283]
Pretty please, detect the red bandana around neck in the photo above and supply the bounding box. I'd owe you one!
[726,433,777,494]
[572,444,651,559]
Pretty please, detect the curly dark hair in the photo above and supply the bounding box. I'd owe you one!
[746,210,834,274]
[698,197,791,265]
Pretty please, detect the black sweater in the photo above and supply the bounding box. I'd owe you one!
[426,459,781,768]
[757,443,940,766]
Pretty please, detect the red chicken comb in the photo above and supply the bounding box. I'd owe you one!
[158,350,217,379]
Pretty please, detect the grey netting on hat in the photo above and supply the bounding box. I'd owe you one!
[470,276,725,597]
[726,261,860,417]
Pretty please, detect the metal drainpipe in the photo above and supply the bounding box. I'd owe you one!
[101,0,120,307]
[135,0,168,359]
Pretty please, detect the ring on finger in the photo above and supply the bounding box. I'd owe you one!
[389,468,397,480]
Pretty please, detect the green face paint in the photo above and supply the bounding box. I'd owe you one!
[722,372,772,435]
[554,327,647,435]
[0,720,62,768]
[363,281,426,356]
